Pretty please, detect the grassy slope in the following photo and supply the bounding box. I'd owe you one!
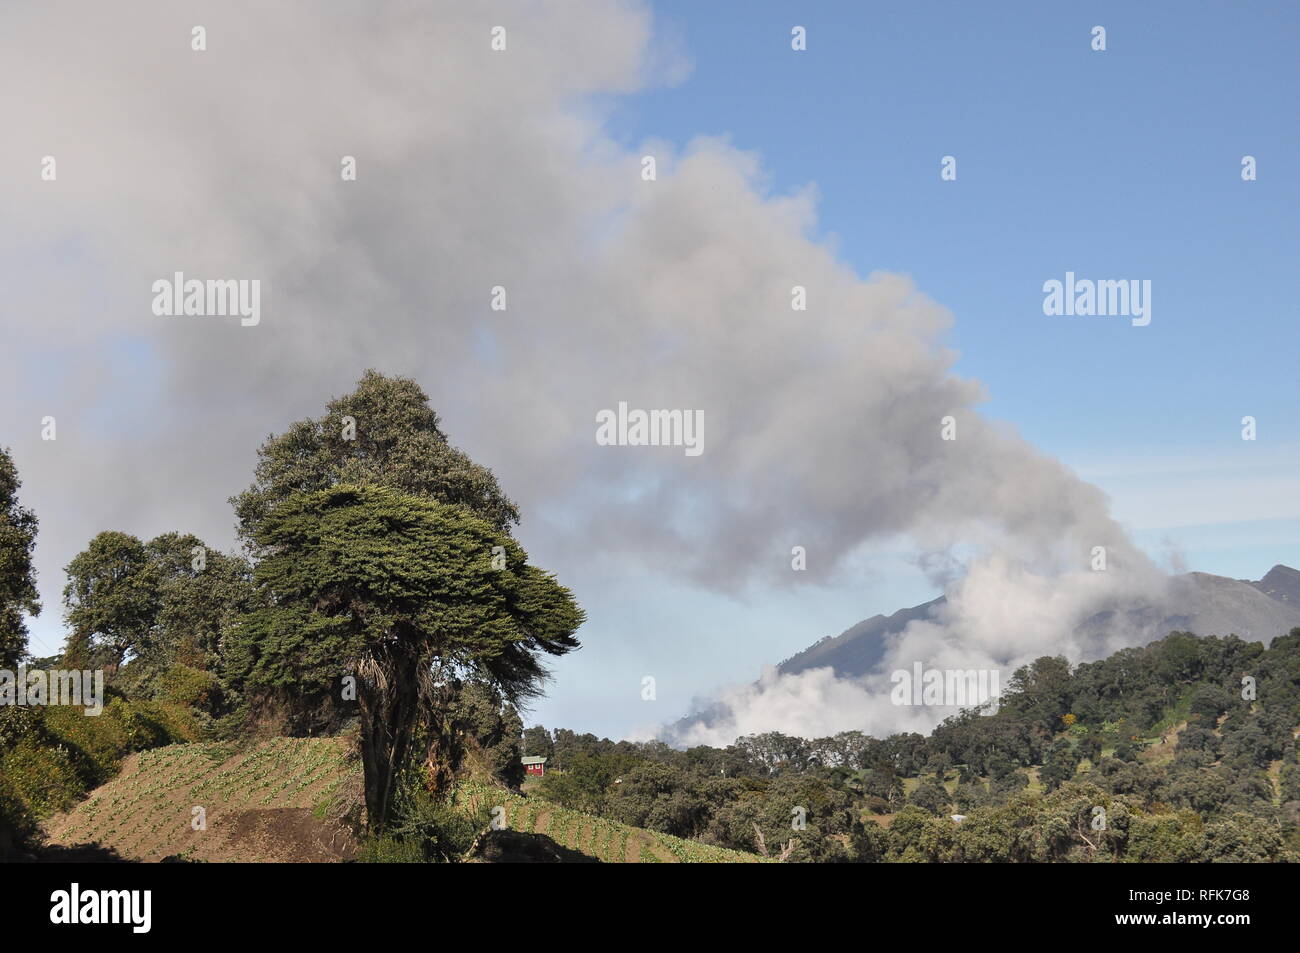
[42,737,766,863]
[457,778,767,863]
[42,737,360,862]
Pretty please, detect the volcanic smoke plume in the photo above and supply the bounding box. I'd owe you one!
[0,1,1170,740]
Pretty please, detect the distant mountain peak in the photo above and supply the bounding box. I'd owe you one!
[665,563,1300,744]
[1252,563,1300,605]
[776,565,1300,682]
[1262,564,1299,580]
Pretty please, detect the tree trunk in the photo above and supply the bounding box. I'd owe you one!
[357,646,421,832]
[423,680,465,800]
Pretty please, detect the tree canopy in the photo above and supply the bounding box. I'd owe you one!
[225,484,583,828]
[0,448,39,668]
[62,530,253,683]
[62,531,155,669]
[231,369,520,549]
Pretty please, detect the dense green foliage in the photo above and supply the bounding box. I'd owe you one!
[227,484,580,710]
[231,369,520,546]
[3,372,580,857]
[63,531,156,669]
[226,483,582,829]
[219,372,583,832]
[62,530,254,686]
[523,630,1300,862]
[0,447,40,855]
[0,694,201,859]
[0,447,39,668]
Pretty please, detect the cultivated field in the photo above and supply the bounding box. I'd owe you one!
[42,737,360,862]
[41,738,765,863]
[459,780,766,863]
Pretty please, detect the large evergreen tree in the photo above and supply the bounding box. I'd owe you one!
[231,369,520,549]
[225,484,582,830]
[226,370,537,748]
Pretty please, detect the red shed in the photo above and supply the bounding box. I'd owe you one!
[522,755,548,777]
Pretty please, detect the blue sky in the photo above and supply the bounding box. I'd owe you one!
[609,2,1298,462]
[526,1,1300,736]
[618,1,1300,547]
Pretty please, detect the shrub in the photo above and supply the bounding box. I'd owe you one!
[0,784,36,859]
[357,834,430,863]
[0,697,201,827]
[156,664,220,710]
[0,737,85,816]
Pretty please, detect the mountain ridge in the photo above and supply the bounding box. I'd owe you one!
[776,565,1300,682]
[664,565,1300,743]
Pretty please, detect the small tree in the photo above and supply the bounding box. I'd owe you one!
[522,725,554,760]
[226,484,582,830]
[909,777,952,816]
[62,531,156,669]
[143,533,255,673]
[0,448,39,668]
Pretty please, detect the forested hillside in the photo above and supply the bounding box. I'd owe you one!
[522,630,1300,862]
[7,625,1299,862]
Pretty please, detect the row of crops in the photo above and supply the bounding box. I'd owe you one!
[50,740,763,863]
[50,738,357,859]
[457,779,766,863]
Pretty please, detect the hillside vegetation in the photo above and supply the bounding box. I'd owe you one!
[12,627,1300,863]
[460,779,764,863]
[35,737,761,863]
[0,694,202,855]
[518,630,1300,862]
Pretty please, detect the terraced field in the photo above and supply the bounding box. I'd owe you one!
[459,780,767,863]
[42,737,360,862]
[42,738,764,863]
